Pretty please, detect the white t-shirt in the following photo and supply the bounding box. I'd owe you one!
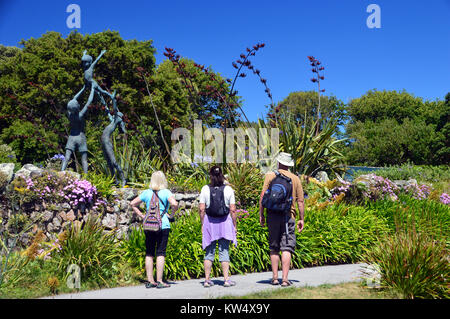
[199,185,235,208]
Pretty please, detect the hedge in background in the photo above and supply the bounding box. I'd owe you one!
[121,204,390,280]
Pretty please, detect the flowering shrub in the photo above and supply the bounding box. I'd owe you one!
[329,174,449,206]
[45,154,65,170]
[440,193,450,205]
[236,207,250,220]
[12,171,106,212]
[402,183,432,200]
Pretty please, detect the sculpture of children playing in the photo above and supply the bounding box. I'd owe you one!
[81,49,113,110]
[101,91,127,186]
[61,84,95,174]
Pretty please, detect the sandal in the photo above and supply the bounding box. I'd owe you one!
[270,278,280,285]
[203,280,214,288]
[223,279,236,287]
[145,281,157,288]
[156,281,170,289]
[281,280,293,287]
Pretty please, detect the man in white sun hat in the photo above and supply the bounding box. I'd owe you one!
[259,152,304,287]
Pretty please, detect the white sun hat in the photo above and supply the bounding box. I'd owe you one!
[276,152,295,167]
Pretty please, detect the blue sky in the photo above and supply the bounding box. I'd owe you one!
[1,0,449,121]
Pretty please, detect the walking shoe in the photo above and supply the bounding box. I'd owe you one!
[223,279,236,287]
[145,281,157,288]
[281,280,293,287]
[203,280,214,288]
[156,281,170,288]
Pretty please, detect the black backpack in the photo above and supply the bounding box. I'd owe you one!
[262,171,293,213]
[206,184,230,217]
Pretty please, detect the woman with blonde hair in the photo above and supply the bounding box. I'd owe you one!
[131,171,178,288]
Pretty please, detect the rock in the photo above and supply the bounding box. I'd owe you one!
[112,188,139,200]
[57,211,66,220]
[354,174,377,188]
[113,205,120,214]
[42,211,54,222]
[47,222,56,233]
[115,226,129,240]
[61,203,71,210]
[119,200,129,210]
[106,205,114,213]
[57,170,81,181]
[102,213,117,230]
[174,193,185,201]
[315,171,330,183]
[14,164,43,180]
[52,216,61,228]
[394,179,418,189]
[118,213,130,225]
[66,210,76,221]
[0,163,15,184]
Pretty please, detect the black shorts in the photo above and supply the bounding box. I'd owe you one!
[145,229,170,257]
[267,211,296,254]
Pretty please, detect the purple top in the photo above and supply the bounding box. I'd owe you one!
[202,214,237,250]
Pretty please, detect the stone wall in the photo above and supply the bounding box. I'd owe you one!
[0,163,200,247]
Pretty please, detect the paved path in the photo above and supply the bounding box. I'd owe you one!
[44,263,369,299]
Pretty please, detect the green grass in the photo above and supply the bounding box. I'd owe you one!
[220,282,401,299]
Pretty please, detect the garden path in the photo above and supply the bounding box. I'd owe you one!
[44,263,368,299]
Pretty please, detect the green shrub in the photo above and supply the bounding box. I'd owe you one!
[226,163,263,207]
[84,172,115,201]
[366,195,450,243]
[0,144,18,165]
[364,229,449,299]
[353,164,450,184]
[51,217,122,288]
[119,225,146,271]
[120,204,390,280]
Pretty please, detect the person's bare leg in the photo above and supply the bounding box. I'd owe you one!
[156,256,165,283]
[204,259,213,281]
[145,256,155,284]
[221,261,230,282]
[270,251,280,282]
[281,250,292,284]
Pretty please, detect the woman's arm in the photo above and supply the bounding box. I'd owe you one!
[167,196,179,216]
[199,203,206,225]
[229,204,237,229]
[130,196,145,220]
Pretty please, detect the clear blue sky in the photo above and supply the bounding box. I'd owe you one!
[1,0,449,121]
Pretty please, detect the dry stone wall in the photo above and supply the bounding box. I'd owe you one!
[0,163,200,247]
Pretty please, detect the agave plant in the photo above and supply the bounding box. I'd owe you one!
[277,110,347,178]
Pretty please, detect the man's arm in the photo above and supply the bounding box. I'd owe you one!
[259,173,272,227]
[296,179,305,232]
